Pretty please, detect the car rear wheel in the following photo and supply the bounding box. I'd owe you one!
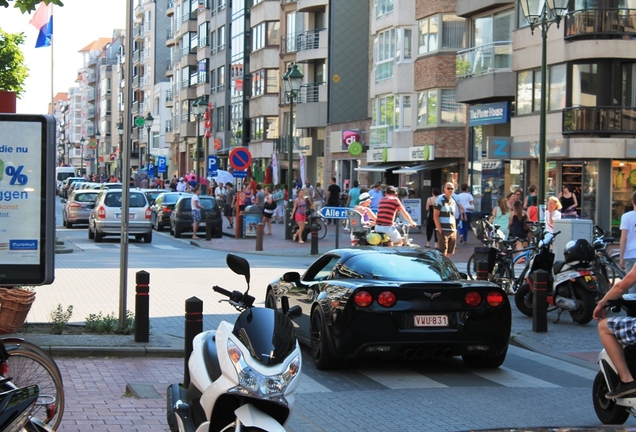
[66,221,73,228]
[174,226,181,238]
[144,231,152,243]
[88,226,95,240]
[462,345,507,368]
[94,231,104,243]
[310,310,338,370]
[593,371,630,424]
[156,218,164,231]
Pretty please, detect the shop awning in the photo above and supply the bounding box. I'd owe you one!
[392,161,457,174]
[354,163,402,173]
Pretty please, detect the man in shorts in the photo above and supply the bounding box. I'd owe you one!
[224,182,236,229]
[190,186,204,239]
[433,182,457,257]
[374,186,416,246]
[594,263,636,398]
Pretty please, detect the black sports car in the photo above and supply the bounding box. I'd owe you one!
[266,247,511,370]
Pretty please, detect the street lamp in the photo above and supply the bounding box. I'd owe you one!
[94,130,101,178]
[192,97,207,188]
[145,112,154,183]
[79,137,85,176]
[117,122,124,180]
[282,63,303,240]
[518,0,569,218]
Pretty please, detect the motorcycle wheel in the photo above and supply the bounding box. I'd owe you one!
[220,424,263,431]
[593,371,630,424]
[514,283,534,317]
[569,283,596,325]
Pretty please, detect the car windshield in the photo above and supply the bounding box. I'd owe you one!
[336,253,460,281]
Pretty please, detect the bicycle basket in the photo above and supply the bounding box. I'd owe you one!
[473,246,498,274]
[0,288,35,334]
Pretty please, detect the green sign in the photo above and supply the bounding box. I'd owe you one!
[135,116,145,128]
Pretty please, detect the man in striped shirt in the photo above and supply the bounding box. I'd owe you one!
[433,182,457,257]
[374,186,417,246]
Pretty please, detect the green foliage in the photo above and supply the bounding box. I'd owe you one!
[85,310,135,335]
[0,0,64,14]
[0,29,29,97]
[49,304,73,335]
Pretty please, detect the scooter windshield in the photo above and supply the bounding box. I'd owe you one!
[233,308,296,366]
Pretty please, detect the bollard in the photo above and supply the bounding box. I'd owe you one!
[184,297,203,387]
[532,269,548,333]
[310,223,319,255]
[475,260,489,281]
[255,223,264,251]
[205,216,213,241]
[134,271,150,343]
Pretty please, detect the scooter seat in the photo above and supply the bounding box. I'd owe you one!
[553,260,566,274]
[202,331,222,384]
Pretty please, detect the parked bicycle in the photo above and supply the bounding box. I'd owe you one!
[591,225,625,296]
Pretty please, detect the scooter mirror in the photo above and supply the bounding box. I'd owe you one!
[226,254,251,284]
[287,305,302,320]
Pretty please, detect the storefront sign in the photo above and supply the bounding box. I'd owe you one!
[367,147,395,163]
[369,125,391,149]
[342,129,361,151]
[487,137,511,159]
[402,199,421,226]
[468,102,509,126]
[408,146,434,161]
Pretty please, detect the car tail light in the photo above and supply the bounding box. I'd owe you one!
[163,206,172,214]
[486,291,504,307]
[145,208,151,219]
[97,206,106,219]
[377,291,396,308]
[68,202,82,208]
[465,291,482,307]
[353,291,373,308]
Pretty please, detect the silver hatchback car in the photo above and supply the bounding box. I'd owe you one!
[62,190,100,228]
[88,189,153,243]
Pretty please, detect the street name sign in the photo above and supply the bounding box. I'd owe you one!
[319,207,349,219]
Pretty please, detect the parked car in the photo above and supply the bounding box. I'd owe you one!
[60,177,86,199]
[88,189,152,243]
[170,195,222,238]
[150,192,191,231]
[61,190,100,228]
[100,183,123,190]
[138,188,164,207]
[265,248,511,370]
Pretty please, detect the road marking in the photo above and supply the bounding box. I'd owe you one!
[359,367,448,389]
[79,244,101,250]
[470,366,559,388]
[294,374,331,393]
[153,245,180,250]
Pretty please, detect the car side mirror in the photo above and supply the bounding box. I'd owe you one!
[286,305,302,320]
[459,272,469,280]
[283,272,301,284]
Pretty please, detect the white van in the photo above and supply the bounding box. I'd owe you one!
[56,167,79,195]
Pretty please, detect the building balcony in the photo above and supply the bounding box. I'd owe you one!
[456,0,515,18]
[166,0,174,16]
[456,41,512,78]
[180,83,196,101]
[281,36,297,55]
[564,8,636,40]
[295,29,328,63]
[297,0,327,13]
[132,100,139,114]
[165,58,173,76]
[455,41,515,103]
[166,27,175,46]
[141,75,151,88]
[563,106,636,134]
[165,89,174,107]
[133,24,142,40]
[132,74,140,88]
[135,0,143,18]
[86,88,95,102]
[133,49,141,65]
[296,83,327,128]
[86,70,96,84]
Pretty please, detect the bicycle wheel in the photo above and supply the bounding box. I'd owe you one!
[466,253,476,279]
[4,345,64,430]
[315,217,327,239]
[1,338,63,383]
[492,262,515,295]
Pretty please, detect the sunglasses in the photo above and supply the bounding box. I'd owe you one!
[446,187,454,190]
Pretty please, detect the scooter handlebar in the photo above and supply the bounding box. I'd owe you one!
[213,285,244,302]
[213,285,232,297]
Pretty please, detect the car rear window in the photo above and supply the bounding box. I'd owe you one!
[201,198,217,210]
[340,253,460,282]
[74,193,98,203]
[104,192,146,207]
[130,193,147,207]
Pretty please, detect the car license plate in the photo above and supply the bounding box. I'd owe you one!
[115,213,135,220]
[414,315,448,327]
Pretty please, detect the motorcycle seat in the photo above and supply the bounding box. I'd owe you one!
[202,331,222,384]
[553,260,566,274]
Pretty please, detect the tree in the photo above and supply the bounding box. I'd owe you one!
[0,0,63,14]
[0,29,29,97]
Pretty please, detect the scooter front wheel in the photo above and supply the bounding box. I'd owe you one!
[593,371,630,424]
[514,283,534,317]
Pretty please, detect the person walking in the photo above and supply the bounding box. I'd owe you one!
[508,200,529,251]
[291,189,308,243]
[375,186,416,247]
[344,180,361,231]
[425,188,440,248]
[261,187,276,235]
[254,184,265,210]
[176,177,187,192]
[546,195,562,233]
[190,186,204,239]
[272,185,285,223]
[490,196,511,240]
[433,183,458,257]
[368,181,383,213]
[558,185,578,218]
[311,182,325,214]
[456,183,475,244]
[326,177,341,225]
[224,182,236,229]
[619,191,636,293]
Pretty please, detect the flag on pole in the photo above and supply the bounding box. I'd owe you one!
[29,2,53,48]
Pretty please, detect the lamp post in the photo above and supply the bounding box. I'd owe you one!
[192,97,206,188]
[117,122,124,180]
[145,112,154,183]
[80,136,85,176]
[282,64,304,240]
[518,0,569,218]
[94,130,101,178]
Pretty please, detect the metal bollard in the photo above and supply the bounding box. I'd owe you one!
[205,215,213,241]
[475,260,489,281]
[134,271,150,343]
[184,297,203,387]
[255,223,264,251]
[310,223,319,255]
[532,269,548,333]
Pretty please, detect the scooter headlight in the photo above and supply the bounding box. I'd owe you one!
[227,339,300,400]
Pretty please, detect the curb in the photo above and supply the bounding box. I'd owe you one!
[510,334,597,371]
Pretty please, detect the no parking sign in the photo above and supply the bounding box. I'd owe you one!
[229,147,252,171]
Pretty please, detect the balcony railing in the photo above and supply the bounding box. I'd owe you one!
[296,29,323,52]
[456,41,513,78]
[181,45,196,57]
[181,79,190,89]
[165,89,173,102]
[167,0,174,8]
[166,58,173,71]
[197,72,209,84]
[297,82,324,103]
[281,36,297,54]
[165,119,173,132]
[166,27,174,40]
[565,8,636,38]
[563,106,636,134]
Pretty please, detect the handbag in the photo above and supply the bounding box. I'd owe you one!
[264,199,277,211]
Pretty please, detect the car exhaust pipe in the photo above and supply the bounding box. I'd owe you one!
[433,348,443,359]
[416,349,426,360]
[555,296,581,311]
[404,349,416,360]
[443,348,452,358]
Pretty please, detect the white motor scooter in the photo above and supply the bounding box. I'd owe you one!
[167,254,302,432]
[593,294,636,424]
